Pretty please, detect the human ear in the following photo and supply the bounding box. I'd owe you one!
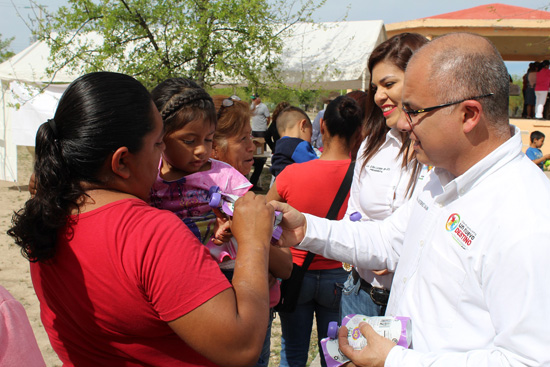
[461,100,482,134]
[111,147,131,179]
[211,141,227,160]
[211,142,219,159]
[320,118,325,135]
[299,119,308,132]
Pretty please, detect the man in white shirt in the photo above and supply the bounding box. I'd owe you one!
[271,33,550,366]
[250,94,270,138]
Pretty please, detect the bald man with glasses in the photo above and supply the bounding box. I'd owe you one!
[270,33,550,367]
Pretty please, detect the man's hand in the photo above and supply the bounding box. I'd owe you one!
[372,269,390,276]
[338,322,395,367]
[268,200,307,248]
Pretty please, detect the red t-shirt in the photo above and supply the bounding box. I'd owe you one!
[276,159,352,270]
[535,68,550,91]
[31,199,231,367]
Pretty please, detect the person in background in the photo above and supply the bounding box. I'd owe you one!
[8,71,275,367]
[249,94,271,190]
[340,33,427,321]
[521,63,534,118]
[265,101,290,152]
[522,62,537,119]
[210,95,256,177]
[211,94,293,367]
[311,109,325,150]
[250,94,270,138]
[267,95,363,367]
[270,106,318,177]
[526,130,550,170]
[344,90,368,160]
[0,285,46,367]
[525,62,538,119]
[534,60,550,119]
[271,32,550,367]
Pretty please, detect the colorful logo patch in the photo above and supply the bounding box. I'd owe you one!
[446,213,460,231]
[446,213,477,249]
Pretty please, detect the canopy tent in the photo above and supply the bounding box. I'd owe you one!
[0,40,79,181]
[386,3,550,61]
[0,20,386,181]
[260,20,386,90]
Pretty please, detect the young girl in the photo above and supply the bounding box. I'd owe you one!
[149,78,251,268]
[150,83,290,367]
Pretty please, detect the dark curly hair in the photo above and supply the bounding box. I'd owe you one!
[8,72,155,262]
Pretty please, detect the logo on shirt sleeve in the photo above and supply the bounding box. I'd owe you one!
[446,213,476,249]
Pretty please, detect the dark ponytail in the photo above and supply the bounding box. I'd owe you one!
[8,72,155,262]
[323,95,362,145]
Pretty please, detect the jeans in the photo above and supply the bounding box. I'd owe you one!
[278,267,347,367]
[340,272,386,321]
[250,157,267,187]
[535,90,548,118]
[250,130,267,187]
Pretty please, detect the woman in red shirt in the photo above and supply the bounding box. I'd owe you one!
[267,96,363,367]
[8,71,274,367]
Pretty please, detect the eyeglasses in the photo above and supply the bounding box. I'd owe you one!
[401,93,494,128]
[218,96,241,119]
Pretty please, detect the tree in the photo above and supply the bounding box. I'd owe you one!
[34,0,325,89]
[0,34,15,63]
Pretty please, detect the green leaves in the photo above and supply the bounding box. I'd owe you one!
[35,0,324,89]
[0,34,15,63]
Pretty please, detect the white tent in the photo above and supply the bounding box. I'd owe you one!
[213,20,387,90]
[0,20,386,181]
[277,20,387,90]
[0,40,79,181]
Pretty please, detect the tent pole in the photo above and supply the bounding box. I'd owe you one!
[0,80,18,182]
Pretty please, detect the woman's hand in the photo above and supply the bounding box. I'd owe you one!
[29,172,37,197]
[169,192,274,367]
[268,200,307,248]
[232,192,274,249]
[211,209,233,245]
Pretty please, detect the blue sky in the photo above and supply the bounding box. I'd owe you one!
[1,0,549,76]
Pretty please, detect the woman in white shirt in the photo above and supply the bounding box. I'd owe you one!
[341,33,428,318]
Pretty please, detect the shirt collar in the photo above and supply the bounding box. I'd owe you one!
[434,125,521,201]
[386,128,403,146]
